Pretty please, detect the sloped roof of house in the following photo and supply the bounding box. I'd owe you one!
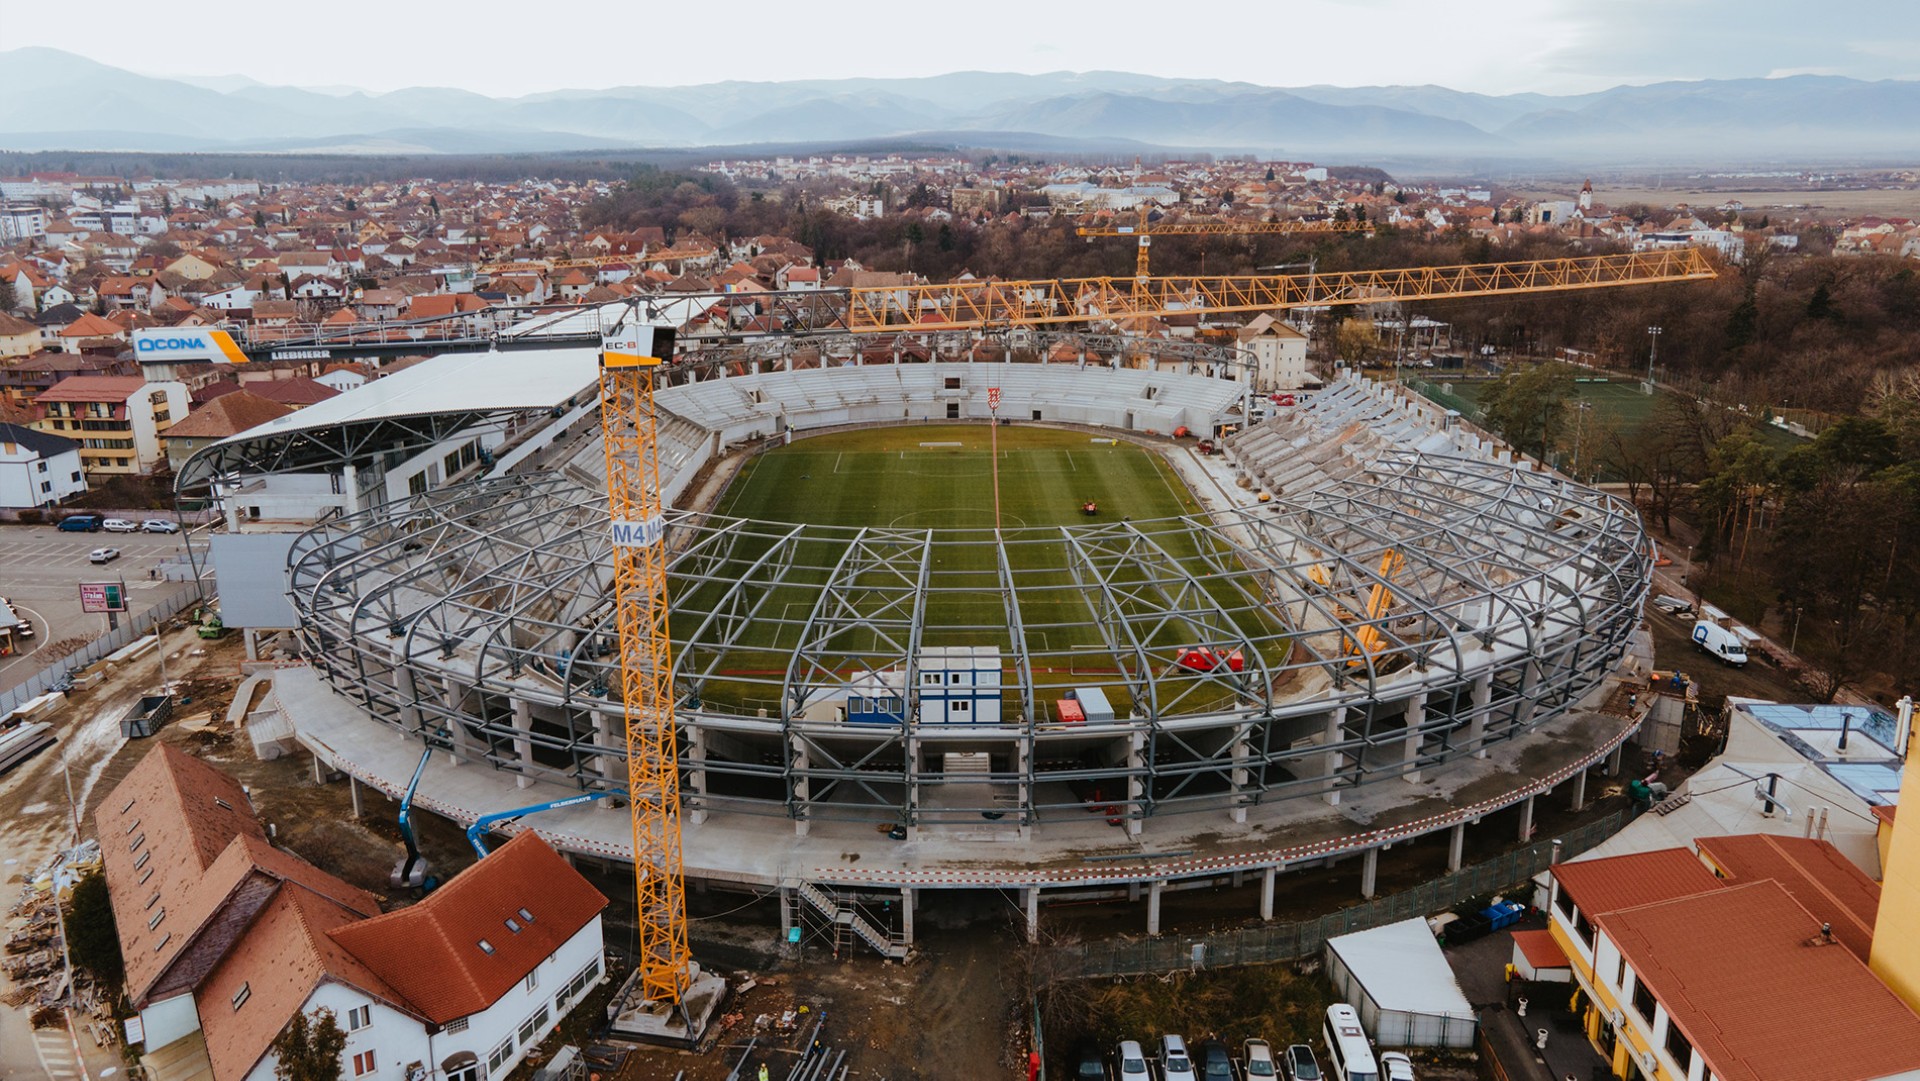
[1694,834,1880,962]
[164,391,295,440]
[328,832,607,1024]
[0,421,79,457]
[1549,847,1724,916]
[37,375,151,404]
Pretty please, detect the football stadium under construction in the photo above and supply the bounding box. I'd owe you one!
[210,337,1652,944]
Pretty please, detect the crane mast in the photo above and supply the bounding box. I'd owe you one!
[598,324,692,1005]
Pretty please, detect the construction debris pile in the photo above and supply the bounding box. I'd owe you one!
[3,839,114,1037]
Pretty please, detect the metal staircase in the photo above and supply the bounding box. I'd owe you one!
[795,882,909,961]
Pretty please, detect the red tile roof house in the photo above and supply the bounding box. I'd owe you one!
[98,746,610,1081]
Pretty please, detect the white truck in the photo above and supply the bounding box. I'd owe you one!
[1691,618,1748,666]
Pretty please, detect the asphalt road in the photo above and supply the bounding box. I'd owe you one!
[0,527,195,696]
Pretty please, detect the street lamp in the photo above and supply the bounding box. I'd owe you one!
[1645,325,1662,393]
[1572,401,1593,481]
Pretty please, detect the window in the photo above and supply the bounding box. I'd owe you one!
[153,933,171,952]
[943,376,961,390]
[138,865,154,885]
[231,983,251,1010]
[126,819,141,835]
[949,672,964,684]
[486,1038,515,1075]
[351,1051,376,1077]
[1553,884,1574,920]
[1573,908,1594,946]
[477,939,495,955]
[1616,957,1628,989]
[922,673,940,686]
[1665,1023,1693,1072]
[129,833,145,852]
[524,968,538,992]
[147,908,165,930]
[146,892,161,910]
[951,700,970,714]
[517,908,534,923]
[443,1018,469,1035]
[1632,977,1657,1026]
[347,1005,371,1031]
[134,850,151,871]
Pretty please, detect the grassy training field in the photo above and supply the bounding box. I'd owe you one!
[681,424,1271,716]
[1408,372,1802,458]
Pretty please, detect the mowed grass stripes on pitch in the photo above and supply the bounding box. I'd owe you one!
[676,425,1275,715]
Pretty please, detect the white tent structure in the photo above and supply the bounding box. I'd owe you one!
[1324,918,1477,1048]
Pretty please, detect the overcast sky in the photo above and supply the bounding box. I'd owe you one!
[8,0,1918,97]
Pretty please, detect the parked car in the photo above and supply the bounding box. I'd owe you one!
[88,547,120,564]
[1378,1052,1415,1081]
[101,518,138,533]
[1283,1044,1322,1081]
[1161,1036,1199,1081]
[1070,1041,1108,1081]
[1241,1040,1278,1079]
[141,518,180,534]
[1115,1041,1150,1081]
[56,515,103,532]
[1197,1039,1235,1081]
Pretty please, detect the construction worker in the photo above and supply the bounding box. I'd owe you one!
[759,1065,769,1081]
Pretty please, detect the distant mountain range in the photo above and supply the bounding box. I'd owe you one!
[4,47,1919,163]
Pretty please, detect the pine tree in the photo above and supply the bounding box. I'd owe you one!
[272,1009,347,1081]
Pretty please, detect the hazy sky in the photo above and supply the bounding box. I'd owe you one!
[8,0,1918,97]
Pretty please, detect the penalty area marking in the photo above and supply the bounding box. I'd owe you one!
[919,441,965,448]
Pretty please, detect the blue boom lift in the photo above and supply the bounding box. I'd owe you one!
[466,790,621,858]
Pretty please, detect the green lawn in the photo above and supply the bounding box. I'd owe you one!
[1406,372,1803,457]
[679,424,1275,716]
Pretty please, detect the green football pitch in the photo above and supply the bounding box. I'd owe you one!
[680,424,1277,716]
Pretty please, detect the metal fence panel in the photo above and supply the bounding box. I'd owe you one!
[0,586,199,716]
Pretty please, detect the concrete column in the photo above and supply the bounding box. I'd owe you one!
[1230,724,1252,824]
[1517,794,1536,843]
[243,626,260,662]
[901,887,916,946]
[1321,707,1347,806]
[593,710,621,804]
[1025,888,1040,944]
[1467,672,1493,760]
[510,698,535,789]
[790,734,811,837]
[1017,740,1033,843]
[1401,692,1427,784]
[1607,742,1626,775]
[904,733,921,842]
[1361,847,1380,900]
[348,775,362,819]
[686,725,709,825]
[1126,732,1146,837]
[1147,880,1165,937]
[311,752,326,784]
[1448,822,1467,873]
[1260,866,1278,922]
[342,460,363,514]
[1569,768,1588,813]
[445,683,483,762]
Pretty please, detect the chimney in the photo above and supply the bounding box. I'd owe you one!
[1899,696,1915,760]
[1839,711,1852,756]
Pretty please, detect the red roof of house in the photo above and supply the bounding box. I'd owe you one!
[328,833,607,1024]
[245,377,338,407]
[165,391,294,440]
[37,375,153,404]
[59,312,124,338]
[1695,834,1880,962]
[1550,848,1724,916]
[1510,928,1570,971]
[1601,880,1920,1081]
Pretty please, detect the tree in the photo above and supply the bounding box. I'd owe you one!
[272,1008,348,1081]
[428,195,439,217]
[1332,318,1378,367]
[253,209,266,229]
[6,276,28,315]
[1479,362,1576,461]
[64,870,123,985]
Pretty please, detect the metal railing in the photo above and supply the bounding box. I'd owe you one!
[1045,810,1626,980]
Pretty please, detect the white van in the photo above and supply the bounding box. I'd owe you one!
[1691,619,1748,666]
[1322,1004,1379,1081]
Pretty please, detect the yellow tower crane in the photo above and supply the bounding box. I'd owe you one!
[596,320,698,1012]
[1077,204,1373,279]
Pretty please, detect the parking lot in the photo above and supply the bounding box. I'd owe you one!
[0,525,199,694]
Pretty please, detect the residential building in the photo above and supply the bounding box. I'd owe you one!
[96,745,610,1081]
[1546,843,1920,1081]
[0,422,85,508]
[0,312,40,359]
[1235,312,1312,392]
[163,392,294,473]
[0,204,48,242]
[32,375,189,475]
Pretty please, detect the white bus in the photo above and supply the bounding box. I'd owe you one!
[1322,1004,1379,1081]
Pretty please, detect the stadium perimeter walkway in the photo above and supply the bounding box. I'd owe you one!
[275,655,1644,895]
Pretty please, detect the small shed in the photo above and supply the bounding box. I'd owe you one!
[1324,918,1477,1048]
[1508,929,1571,983]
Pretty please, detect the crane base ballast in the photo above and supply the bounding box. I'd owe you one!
[605,962,727,1049]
